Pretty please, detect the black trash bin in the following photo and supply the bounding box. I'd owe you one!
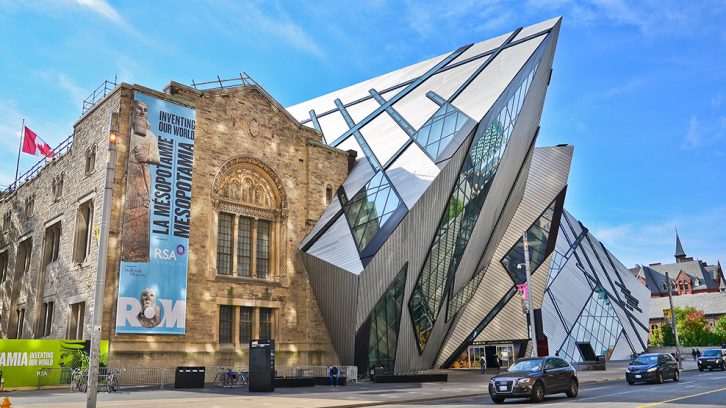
[174,366,206,389]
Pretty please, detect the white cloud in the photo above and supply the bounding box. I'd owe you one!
[590,206,726,268]
[71,0,121,23]
[681,113,726,150]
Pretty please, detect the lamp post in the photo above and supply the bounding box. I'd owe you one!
[87,113,119,407]
[520,230,536,358]
[663,272,683,369]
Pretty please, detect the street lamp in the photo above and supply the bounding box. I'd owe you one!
[517,230,536,358]
[661,272,683,369]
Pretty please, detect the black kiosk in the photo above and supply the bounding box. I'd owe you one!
[249,339,275,392]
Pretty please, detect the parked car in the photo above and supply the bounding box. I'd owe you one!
[697,349,726,371]
[488,357,578,404]
[626,353,679,384]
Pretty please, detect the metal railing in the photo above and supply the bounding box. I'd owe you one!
[82,77,118,116]
[3,133,74,197]
[190,73,259,91]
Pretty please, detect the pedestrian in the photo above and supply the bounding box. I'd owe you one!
[479,355,487,374]
[329,365,339,386]
[696,349,702,358]
[495,355,501,373]
[692,348,697,361]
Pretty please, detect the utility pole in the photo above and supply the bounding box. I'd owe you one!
[87,112,119,407]
[664,272,683,369]
[523,231,536,357]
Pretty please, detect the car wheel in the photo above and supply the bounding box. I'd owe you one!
[698,367,704,372]
[721,363,725,371]
[627,380,634,385]
[531,381,545,403]
[566,378,579,398]
[656,371,664,384]
[490,396,505,404]
[673,370,680,382]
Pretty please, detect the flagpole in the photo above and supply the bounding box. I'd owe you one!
[14,119,24,191]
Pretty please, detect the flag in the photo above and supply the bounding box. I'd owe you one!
[21,126,54,158]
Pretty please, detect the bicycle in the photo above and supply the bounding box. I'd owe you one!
[212,367,227,387]
[106,368,125,393]
[70,368,88,393]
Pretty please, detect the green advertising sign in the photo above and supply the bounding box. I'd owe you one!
[0,339,109,389]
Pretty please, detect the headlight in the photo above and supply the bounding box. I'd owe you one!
[517,377,534,385]
[647,367,657,373]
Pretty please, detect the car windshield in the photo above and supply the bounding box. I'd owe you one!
[632,355,658,365]
[702,350,720,357]
[508,359,543,372]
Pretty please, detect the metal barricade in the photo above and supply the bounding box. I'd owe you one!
[109,367,172,389]
[339,366,358,382]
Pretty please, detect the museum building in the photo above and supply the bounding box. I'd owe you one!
[1,16,652,373]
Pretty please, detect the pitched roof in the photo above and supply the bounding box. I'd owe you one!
[675,231,686,259]
[650,292,726,319]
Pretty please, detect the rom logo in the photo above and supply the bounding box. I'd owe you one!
[154,248,177,261]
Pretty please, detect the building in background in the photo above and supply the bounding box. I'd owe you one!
[630,233,726,337]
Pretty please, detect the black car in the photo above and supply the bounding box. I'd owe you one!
[488,357,578,404]
[626,353,679,384]
[697,349,726,371]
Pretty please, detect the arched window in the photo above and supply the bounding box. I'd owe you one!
[325,185,333,205]
[85,145,96,175]
[212,158,287,281]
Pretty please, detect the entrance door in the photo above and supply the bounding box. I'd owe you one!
[485,346,498,368]
[468,346,486,369]
[496,345,515,368]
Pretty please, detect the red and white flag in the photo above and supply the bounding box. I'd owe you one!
[21,126,54,158]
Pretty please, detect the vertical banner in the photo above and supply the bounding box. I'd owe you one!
[116,92,195,334]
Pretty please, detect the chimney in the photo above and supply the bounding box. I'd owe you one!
[649,263,661,267]
[347,149,358,174]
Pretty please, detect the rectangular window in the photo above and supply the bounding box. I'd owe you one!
[73,201,93,263]
[217,213,233,275]
[237,217,252,277]
[259,308,273,340]
[219,305,233,344]
[256,220,270,279]
[15,308,25,339]
[239,306,253,345]
[0,251,7,283]
[44,222,61,266]
[40,301,54,337]
[68,302,85,340]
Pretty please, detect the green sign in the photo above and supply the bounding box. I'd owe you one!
[0,339,108,389]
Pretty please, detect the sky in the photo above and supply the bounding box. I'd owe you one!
[1,0,724,269]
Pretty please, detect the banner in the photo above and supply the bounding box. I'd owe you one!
[0,339,108,388]
[116,92,196,334]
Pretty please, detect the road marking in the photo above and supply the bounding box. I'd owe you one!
[636,387,726,407]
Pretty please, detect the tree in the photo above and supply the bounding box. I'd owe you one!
[661,322,675,346]
[677,307,712,346]
[649,325,663,347]
[714,315,726,344]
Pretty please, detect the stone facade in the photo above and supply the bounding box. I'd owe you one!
[1,80,350,369]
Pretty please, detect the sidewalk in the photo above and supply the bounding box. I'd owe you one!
[2,361,700,408]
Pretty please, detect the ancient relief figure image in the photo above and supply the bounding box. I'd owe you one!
[122,100,160,262]
[137,288,161,328]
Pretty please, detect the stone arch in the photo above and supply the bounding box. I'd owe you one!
[212,156,288,211]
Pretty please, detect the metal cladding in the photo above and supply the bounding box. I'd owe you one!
[541,210,651,362]
[289,17,645,372]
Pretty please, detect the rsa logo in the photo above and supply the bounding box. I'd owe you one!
[154,244,186,260]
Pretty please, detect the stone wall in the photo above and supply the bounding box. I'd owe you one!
[105,83,350,368]
[0,90,119,340]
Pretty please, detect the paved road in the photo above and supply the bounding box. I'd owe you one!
[389,369,726,407]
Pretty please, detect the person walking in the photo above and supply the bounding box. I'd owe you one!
[479,355,487,374]
[495,355,501,373]
[692,349,697,361]
[696,349,702,358]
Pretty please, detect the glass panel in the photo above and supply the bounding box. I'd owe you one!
[413,100,470,161]
[343,170,403,252]
[256,220,270,279]
[368,265,407,374]
[259,308,273,340]
[217,213,233,275]
[410,53,543,350]
[237,217,252,277]
[558,287,624,362]
[219,305,233,344]
[239,307,253,344]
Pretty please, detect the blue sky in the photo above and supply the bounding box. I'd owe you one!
[1,0,724,268]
